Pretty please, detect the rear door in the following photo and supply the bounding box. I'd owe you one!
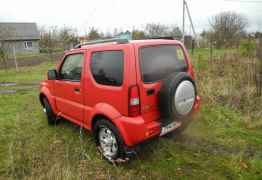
[54,52,85,124]
[135,44,188,123]
[84,44,132,120]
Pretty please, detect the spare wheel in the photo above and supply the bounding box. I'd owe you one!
[158,72,196,125]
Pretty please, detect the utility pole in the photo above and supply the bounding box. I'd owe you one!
[182,0,185,42]
[182,0,199,47]
[184,1,197,39]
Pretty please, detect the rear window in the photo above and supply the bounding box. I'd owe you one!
[91,51,124,86]
[140,45,187,83]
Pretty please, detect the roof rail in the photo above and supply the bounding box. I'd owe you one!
[149,36,174,40]
[74,38,129,48]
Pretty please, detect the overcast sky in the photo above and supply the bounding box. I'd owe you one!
[0,0,261,35]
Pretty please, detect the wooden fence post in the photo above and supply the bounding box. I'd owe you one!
[256,37,262,96]
[12,45,19,72]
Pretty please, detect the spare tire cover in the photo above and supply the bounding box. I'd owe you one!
[158,72,196,125]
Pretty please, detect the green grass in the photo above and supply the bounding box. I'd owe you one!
[0,50,261,179]
[188,48,238,71]
[15,53,44,58]
[11,52,62,60]
[0,90,261,179]
[0,62,55,83]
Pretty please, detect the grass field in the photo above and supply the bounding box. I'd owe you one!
[0,49,261,179]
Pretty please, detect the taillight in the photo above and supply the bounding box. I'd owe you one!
[128,85,140,117]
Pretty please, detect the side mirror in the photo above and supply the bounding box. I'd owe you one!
[47,69,58,80]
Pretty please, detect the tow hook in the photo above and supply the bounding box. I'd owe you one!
[56,112,62,119]
[97,146,133,164]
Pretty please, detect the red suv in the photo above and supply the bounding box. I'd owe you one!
[39,38,200,162]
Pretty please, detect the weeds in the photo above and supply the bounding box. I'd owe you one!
[194,49,262,129]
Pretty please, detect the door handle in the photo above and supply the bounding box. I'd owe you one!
[147,88,155,96]
[74,88,80,93]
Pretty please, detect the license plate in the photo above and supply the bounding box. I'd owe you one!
[160,121,181,136]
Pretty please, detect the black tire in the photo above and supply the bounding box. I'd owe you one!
[159,72,197,125]
[43,98,58,125]
[93,119,126,162]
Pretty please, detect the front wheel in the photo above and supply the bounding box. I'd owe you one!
[94,119,127,163]
[43,98,58,125]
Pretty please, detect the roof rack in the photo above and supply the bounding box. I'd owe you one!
[74,38,129,48]
[149,36,174,40]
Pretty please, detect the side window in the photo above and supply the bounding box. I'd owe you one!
[91,51,124,86]
[60,54,84,81]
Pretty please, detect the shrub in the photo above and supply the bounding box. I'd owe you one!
[239,39,256,57]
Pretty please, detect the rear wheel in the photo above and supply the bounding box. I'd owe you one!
[42,98,58,125]
[94,119,126,163]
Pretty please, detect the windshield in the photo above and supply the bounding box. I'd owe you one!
[139,45,188,83]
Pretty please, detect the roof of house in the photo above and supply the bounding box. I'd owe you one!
[0,22,40,41]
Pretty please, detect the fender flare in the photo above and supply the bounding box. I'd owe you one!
[39,87,58,114]
[90,103,132,145]
[90,103,121,128]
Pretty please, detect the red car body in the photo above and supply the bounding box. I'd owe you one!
[40,39,200,147]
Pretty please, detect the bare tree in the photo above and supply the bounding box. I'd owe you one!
[169,26,182,38]
[209,11,248,48]
[145,23,182,38]
[0,25,17,70]
[59,26,78,50]
[88,27,102,40]
[145,23,169,37]
[0,29,8,70]
[39,26,59,60]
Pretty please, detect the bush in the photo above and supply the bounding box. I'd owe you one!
[239,39,256,57]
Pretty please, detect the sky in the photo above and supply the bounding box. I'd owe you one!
[0,0,261,35]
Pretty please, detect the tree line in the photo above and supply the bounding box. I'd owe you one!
[40,11,261,52]
[39,23,183,51]
[1,10,261,62]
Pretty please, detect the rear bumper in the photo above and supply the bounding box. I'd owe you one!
[115,95,201,147]
[114,116,161,147]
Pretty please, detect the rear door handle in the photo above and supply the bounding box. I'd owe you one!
[74,88,80,93]
[147,88,155,96]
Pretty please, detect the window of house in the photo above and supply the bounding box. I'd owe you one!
[91,51,124,86]
[24,41,33,49]
[59,54,84,81]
